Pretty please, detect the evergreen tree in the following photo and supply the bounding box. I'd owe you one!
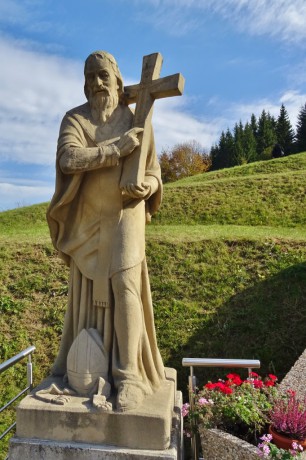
[223,129,235,167]
[295,103,306,152]
[276,104,295,155]
[242,122,257,163]
[233,122,244,165]
[268,112,277,131]
[250,113,258,139]
[210,144,220,169]
[257,110,277,158]
[211,129,235,169]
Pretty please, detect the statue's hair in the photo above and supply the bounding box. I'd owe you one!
[84,51,124,100]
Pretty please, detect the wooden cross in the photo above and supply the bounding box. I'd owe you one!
[119,52,185,189]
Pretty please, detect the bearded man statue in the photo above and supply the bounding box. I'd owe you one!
[47,51,165,412]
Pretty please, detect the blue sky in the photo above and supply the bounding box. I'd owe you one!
[1,0,306,210]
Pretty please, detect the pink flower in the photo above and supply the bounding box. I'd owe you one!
[287,389,296,396]
[257,442,271,458]
[292,441,303,452]
[198,397,211,406]
[181,403,190,417]
[260,434,273,442]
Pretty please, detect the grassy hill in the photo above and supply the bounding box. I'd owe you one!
[1,152,306,456]
[154,152,306,226]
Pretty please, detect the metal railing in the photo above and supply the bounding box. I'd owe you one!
[0,346,35,459]
[182,357,261,460]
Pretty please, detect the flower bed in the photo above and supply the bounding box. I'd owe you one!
[183,371,306,459]
[183,372,277,444]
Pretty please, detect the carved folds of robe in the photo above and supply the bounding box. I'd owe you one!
[47,102,165,395]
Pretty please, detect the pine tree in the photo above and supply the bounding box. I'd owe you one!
[211,129,235,169]
[295,103,306,153]
[210,144,220,169]
[257,110,277,159]
[276,104,295,155]
[242,122,257,163]
[250,113,258,139]
[233,122,244,165]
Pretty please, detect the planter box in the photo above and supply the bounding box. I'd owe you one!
[199,427,259,460]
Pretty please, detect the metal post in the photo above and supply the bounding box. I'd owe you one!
[27,354,33,392]
[187,366,199,460]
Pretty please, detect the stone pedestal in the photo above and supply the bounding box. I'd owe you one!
[9,368,183,460]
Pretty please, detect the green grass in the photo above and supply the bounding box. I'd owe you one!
[155,170,306,226]
[147,224,306,242]
[1,153,306,457]
[0,202,49,236]
[166,151,306,186]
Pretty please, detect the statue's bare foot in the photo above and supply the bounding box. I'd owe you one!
[92,394,112,412]
[50,395,72,405]
[116,383,145,412]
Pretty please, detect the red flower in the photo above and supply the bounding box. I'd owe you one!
[268,374,278,381]
[226,373,243,386]
[211,382,233,394]
[226,373,240,380]
[205,382,216,390]
[221,386,233,394]
[249,371,259,377]
[232,376,243,385]
[264,380,275,387]
[253,379,263,388]
[215,382,225,390]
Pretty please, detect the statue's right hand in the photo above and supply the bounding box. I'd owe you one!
[117,127,143,157]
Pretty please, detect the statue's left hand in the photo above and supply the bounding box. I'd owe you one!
[122,182,151,199]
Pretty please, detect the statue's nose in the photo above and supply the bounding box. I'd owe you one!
[93,74,103,88]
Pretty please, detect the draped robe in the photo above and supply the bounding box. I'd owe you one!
[47,102,165,394]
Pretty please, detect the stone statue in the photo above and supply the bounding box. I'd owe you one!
[47,51,184,412]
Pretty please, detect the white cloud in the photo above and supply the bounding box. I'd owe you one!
[215,0,306,43]
[133,0,306,43]
[0,182,54,211]
[0,37,84,166]
[0,38,215,167]
[0,0,31,26]
[153,97,222,152]
[226,90,306,129]
[0,0,64,37]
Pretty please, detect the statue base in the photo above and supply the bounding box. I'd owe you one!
[9,368,183,459]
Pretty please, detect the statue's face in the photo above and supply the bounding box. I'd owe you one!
[85,58,119,100]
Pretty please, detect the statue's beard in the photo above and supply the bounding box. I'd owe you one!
[88,90,119,123]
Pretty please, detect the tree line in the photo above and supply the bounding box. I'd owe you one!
[160,102,306,182]
[211,102,306,170]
